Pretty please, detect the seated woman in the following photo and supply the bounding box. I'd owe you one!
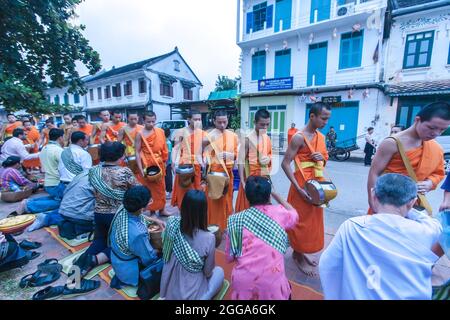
[109,186,164,288]
[0,156,37,192]
[225,175,298,300]
[160,190,224,300]
[73,142,139,277]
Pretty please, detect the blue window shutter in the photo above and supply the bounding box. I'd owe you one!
[339,38,350,69]
[275,50,291,78]
[259,53,266,79]
[351,35,363,67]
[266,5,273,28]
[252,55,258,80]
[448,43,450,64]
[246,12,253,33]
[275,0,292,32]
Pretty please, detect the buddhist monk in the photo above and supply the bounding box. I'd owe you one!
[101,111,126,143]
[287,122,298,145]
[38,118,56,148]
[203,110,238,231]
[368,101,450,215]
[91,110,110,145]
[59,113,73,147]
[281,102,331,278]
[117,112,143,174]
[171,110,206,209]
[1,113,22,141]
[22,119,41,169]
[74,115,93,138]
[135,111,169,216]
[235,109,272,212]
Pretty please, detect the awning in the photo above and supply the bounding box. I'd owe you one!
[385,79,450,97]
[180,80,196,89]
[159,74,177,85]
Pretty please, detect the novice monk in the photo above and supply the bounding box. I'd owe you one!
[109,186,164,289]
[171,110,206,209]
[235,109,272,212]
[1,113,22,141]
[226,176,298,300]
[135,112,169,216]
[281,102,331,278]
[117,112,143,175]
[368,102,450,215]
[39,118,57,148]
[74,115,93,139]
[203,111,238,231]
[22,119,41,169]
[60,113,73,147]
[101,111,126,143]
[91,110,111,145]
[160,190,224,300]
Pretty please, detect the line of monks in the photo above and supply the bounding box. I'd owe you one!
[1,101,449,277]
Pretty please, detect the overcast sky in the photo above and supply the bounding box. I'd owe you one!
[75,0,241,99]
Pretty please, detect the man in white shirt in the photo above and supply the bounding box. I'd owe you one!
[59,131,92,183]
[0,128,40,165]
[319,173,442,300]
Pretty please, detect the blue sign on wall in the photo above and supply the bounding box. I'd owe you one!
[258,77,293,91]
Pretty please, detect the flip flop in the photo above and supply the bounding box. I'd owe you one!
[62,279,100,299]
[26,251,41,261]
[37,259,62,274]
[19,240,42,250]
[32,286,65,300]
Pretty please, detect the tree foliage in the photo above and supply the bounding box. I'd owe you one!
[0,0,101,114]
[214,75,238,92]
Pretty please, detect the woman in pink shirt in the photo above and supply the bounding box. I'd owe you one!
[225,176,298,300]
[0,156,37,192]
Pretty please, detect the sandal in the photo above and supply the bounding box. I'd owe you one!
[62,279,100,299]
[19,240,42,250]
[37,259,62,274]
[26,251,41,261]
[32,285,64,300]
[19,269,61,288]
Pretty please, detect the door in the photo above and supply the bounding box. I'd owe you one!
[306,101,359,143]
[307,42,328,86]
[275,0,292,32]
[310,0,331,23]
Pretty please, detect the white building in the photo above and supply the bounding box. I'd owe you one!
[384,0,450,129]
[83,47,202,121]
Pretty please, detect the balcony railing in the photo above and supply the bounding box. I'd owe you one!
[240,0,386,43]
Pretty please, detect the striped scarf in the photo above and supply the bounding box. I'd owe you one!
[88,165,125,201]
[109,206,146,256]
[227,206,289,258]
[61,147,83,176]
[162,216,204,273]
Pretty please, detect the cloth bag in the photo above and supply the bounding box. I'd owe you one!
[136,258,164,300]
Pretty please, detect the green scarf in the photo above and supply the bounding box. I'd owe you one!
[227,206,289,257]
[162,216,204,273]
[61,147,83,176]
[88,165,125,201]
[108,205,147,256]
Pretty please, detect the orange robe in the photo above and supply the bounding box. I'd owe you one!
[122,125,143,173]
[235,132,272,212]
[287,131,328,254]
[77,124,93,137]
[2,121,22,140]
[23,127,41,168]
[368,139,445,214]
[288,128,299,145]
[171,129,206,209]
[137,128,168,211]
[205,130,238,231]
[41,129,50,147]
[106,122,126,142]
[60,124,72,147]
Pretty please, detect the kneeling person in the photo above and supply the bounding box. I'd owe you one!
[109,186,164,288]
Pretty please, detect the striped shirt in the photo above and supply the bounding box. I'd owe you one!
[0,167,33,191]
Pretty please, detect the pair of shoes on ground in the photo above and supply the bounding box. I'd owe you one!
[19,240,41,250]
[32,279,100,300]
[19,259,62,288]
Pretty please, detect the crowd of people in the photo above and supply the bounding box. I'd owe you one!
[0,101,449,300]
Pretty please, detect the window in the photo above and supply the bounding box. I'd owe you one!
[247,2,273,33]
[252,50,266,81]
[174,60,180,72]
[54,95,60,105]
[124,81,133,96]
[184,88,193,100]
[74,93,80,104]
[310,0,331,23]
[339,30,364,69]
[112,83,121,97]
[89,89,94,101]
[274,49,291,78]
[63,93,69,105]
[275,0,292,32]
[160,84,173,97]
[104,86,111,99]
[97,87,102,100]
[249,105,286,134]
[403,31,434,69]
[139,78,147,94]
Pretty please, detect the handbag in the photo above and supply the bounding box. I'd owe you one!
[136,258,164,300]
[205,134,230,200]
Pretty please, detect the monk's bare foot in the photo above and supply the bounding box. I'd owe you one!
[293,252,320,278]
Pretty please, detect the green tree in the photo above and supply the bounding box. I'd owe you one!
[214,75,238,91]
[0,0,101,114]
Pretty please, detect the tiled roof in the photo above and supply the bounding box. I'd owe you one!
[390,0,442,10]
[85,49,177,83]
[208,89,238,101]
[385,79,450,96]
